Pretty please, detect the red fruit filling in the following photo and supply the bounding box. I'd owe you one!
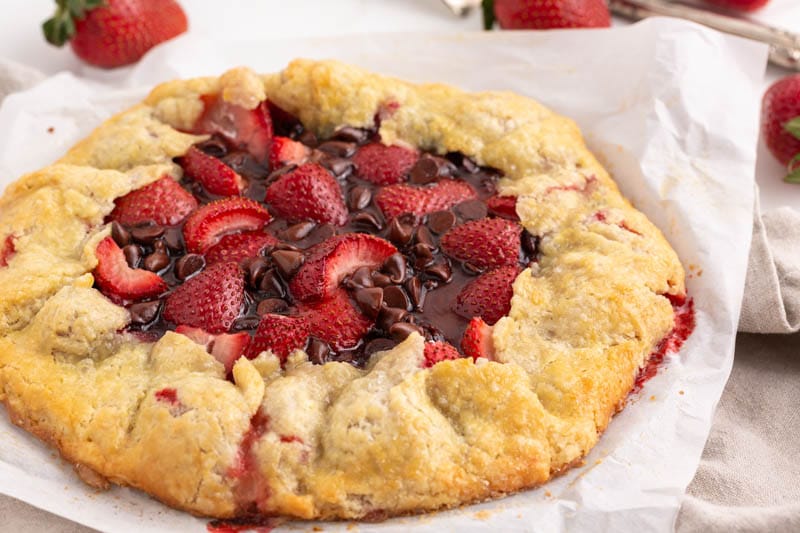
[91,97,689,377]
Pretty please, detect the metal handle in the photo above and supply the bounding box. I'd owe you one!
[610,0,800,70]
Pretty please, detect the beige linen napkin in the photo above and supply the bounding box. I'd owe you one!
[1,59,799,532]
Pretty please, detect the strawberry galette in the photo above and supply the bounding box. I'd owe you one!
[0,61,690,521]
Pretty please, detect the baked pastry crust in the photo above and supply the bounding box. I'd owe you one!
[0,60,684,520]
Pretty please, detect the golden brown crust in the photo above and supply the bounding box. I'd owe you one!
[0,60,684,520]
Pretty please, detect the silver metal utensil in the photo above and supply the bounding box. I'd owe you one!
[610,0,800,70]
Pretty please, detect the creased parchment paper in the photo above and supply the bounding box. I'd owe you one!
[0,18,767,532]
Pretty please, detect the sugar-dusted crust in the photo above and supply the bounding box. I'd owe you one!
[0,60,684,520]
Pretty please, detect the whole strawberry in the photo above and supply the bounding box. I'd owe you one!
[762,74,800,184]
[43,0,188,68]
[483,0,611,30]
[703,0,769,12]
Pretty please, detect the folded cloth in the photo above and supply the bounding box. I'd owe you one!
[1,58,799,532]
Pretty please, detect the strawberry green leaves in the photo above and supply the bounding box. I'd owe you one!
[43,0,105,46]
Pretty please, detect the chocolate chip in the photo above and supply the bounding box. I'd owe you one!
[232,316,260,331]
[409,156,440,185]
[382,286,410,311]
[413,243,434,268]
[130,224,165,244]
[376,306,407,331]
[389,322,424,342]
[244,256,270,288]
[143,252,170,273]
[110,221,131,247]
[297,129,318,148]
[388,218,413,246]
[196,136,228,158]
[462,262,485,276]
[414,226,436,250]
[307,223,337,244]
[521,230,538,256]
[222,151,268,180]
[462,156,479,173]
[371,271,393,287]
[153,240,168,254]
[162,228,184,251]
[123,244,142,269]
[257,298,289,315]
[423,279,438,291]
[405,277,425,310]
[352,211,383,231]
[281,221,316,241]
[128,300,161,325]
[271,249,304,278]
[345,266,374,289]
[307,337,331,364]
[331,126,370,144]
[364,338,397,356]
[317,141,356,158]
[259,269,286,297]
[426,262,452,283]
[427,210,456,234]
[174,253,205,280]
[348,186,372,211]
[455,200,487,221]
[320,157,354,178]
[274,242,301,252]
[354,287,384,319]
[382,253,406,284]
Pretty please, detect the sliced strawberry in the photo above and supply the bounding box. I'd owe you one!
[246,314,310,363]
[176,325,250,375]
[0,235,15,267]
[289,234,398,302]
[205,231,278,265]
[264,163,348,226]
[423,341,461,368]
[183,197,272,253]
[353,142,419,185]
[163,261,245,333]
[441,218,522,270]
[93,236,167,304]
[375,179,477,221]
[486,195,519,221]
[296,289,372,351]
[179,146,245,196]
[195,95,273,161]
[110,176,198,226]
[453,265,521,325]
[461,317,495,361]
[269,136,312,170]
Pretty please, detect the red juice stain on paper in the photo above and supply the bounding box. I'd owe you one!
[633,294,695,392]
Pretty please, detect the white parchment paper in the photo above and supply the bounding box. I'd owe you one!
[0,18,767,532]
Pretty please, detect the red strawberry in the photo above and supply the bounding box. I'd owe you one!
[461,317,496,361]
[110,176,197,227]
[289,234,398,301]
[183,197,272,253]
[246,314,310,363]
[194,96,273,161]
[296,289,372,350]
[269,136,312,170]
[441,218,522,270]
[205,231,278,265]
[179,146,245,196]
[0,235,15,267]
[353,143,419,185]
[703,0,769,11]
[375,179,477,221]
[762,75,800,184]
[486,195,519,220]
[485,0,611,30]
[43,0,187,69]
[264,163,348,226]
[423,341,461,368]
[163,261,245,333]
[93,236,167,304]
[175,325,250,375]
[453,265,521,325]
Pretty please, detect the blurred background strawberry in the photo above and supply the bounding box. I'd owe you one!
[762,74,800,183]
[703,0,770,12]
[43,0,187,68]
[483,0,611,30]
